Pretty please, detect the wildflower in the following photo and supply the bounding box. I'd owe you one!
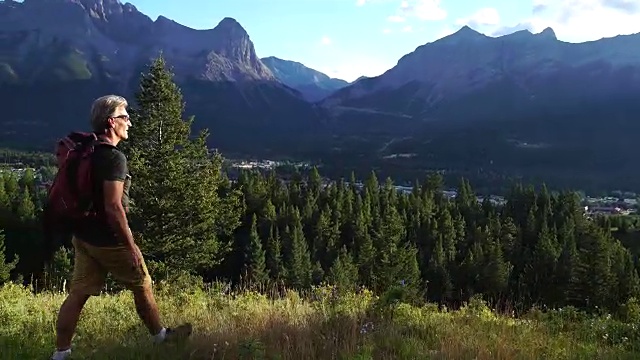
[360,321,374,334]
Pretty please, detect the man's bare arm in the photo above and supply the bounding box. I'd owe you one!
[103,179,135,249]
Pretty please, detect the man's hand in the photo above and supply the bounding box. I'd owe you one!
[103,179,137,253]
[129,244,143,269]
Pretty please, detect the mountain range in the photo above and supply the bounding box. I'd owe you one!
[1,0,639,192]
[261,56,349,101]
[0,0,329,155]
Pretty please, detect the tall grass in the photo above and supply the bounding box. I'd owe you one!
[1,280,639,359]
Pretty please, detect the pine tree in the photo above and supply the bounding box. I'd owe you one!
[397,242,424,304]
[556,234,580,306]
[123,55,243,277]
[284,208,312,289]
[438,207,457,262]
[611,246,640,308]
[328,246,359,292]
[312,261,324,285]
[3,173,18,205]
[0,229,18,284]
[312,204,339,270]
[522,220,559,304]
[266,223,286,281]
[45,247,73,291]
[482,239,512,300]
[243,214,268,286]
[426,236,453,303]
[573,225,613,309]
[0,176,10,216]
[15,186,35,221]
[372,203,420,295]
[18,168,36,199]
[355,214,375,288]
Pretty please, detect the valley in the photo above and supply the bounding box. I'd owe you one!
[0,0,639,193]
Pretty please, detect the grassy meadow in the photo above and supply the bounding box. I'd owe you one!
[1,281,640,360]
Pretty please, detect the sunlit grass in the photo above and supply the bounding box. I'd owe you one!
[1,281,639,359]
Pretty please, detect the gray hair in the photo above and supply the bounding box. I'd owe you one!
[90,95,128,133]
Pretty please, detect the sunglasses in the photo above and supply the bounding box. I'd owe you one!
[112,114,130,121]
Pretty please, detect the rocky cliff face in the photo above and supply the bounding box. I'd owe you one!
[0,0,325,155]
[0,0,278,84]
[150,16,277,82]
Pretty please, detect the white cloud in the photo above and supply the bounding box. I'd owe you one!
[532,0,549,13]
[356,0,367,6]
[429,7,500,42]
[402,25,413,32]
[387,15,406,22]
[399,0,447,21]
[320,36,332,45]
[494,0,640,42]
[601,0,640,13]
[382,28,392,34]
[318,58,392,82]
[455,8,500,28]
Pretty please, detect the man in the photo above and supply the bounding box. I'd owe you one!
[50,95,191,360]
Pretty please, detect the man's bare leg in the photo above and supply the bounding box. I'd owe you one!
[54,292,90,353]
[132,285,162,335]
[132,286,192,342]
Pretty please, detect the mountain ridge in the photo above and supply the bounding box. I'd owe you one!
[322,24,640,116]
[261,56,349,101]
[312,24,640,191]
[0,0,329,155]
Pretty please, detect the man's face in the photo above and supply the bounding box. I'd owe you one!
[110,105,131,141]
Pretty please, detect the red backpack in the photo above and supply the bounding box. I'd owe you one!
[45,132,102,229]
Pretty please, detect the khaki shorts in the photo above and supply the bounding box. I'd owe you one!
[69,236,152,296]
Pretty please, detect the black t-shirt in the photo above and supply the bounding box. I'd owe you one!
[72,143,131,247]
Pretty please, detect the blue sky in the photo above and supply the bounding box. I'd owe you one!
[126,0,640,82]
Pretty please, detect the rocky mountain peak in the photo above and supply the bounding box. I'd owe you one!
[539,27,557,40]
[211,17,252,52]
[448,25,486,41]
[197,16,274,81]
[214,17,248,38]
[0,1,276,82]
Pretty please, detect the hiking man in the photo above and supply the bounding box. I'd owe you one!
[50,95,191,360]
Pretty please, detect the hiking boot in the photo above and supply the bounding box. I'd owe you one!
[49,349,72,360]
[163,323,192,342]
